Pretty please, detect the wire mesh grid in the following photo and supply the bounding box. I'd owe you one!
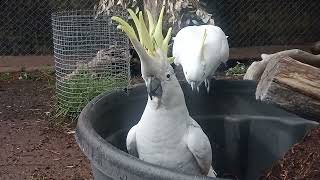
[0,0,96,56]
[52,9,130,116]
[210,0,320,47]
[1,0,320,57]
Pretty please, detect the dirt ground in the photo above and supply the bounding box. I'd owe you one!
[0,72,92,180]
[262,127,320,180]
[1,71,320,180]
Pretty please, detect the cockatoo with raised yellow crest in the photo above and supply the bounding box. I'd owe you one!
[112,6,217,178]
[173,25,229,92]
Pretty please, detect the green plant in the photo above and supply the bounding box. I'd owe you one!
[0,72,11,81]
[56,70,128,119]
[38,69,55,86]
[226,62,248,76]
[19,72,31,80]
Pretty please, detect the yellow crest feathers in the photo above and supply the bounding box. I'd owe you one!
[200,28,208,61]
[111,6,173,62]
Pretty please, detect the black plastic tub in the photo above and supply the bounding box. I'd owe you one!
[76,80,318,180]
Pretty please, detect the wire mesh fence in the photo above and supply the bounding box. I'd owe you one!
[0,0,96,56]
[1,0,320,57]
[52,9,130,117]
[209,0,320,47]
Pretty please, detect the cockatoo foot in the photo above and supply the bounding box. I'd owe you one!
[205,78,210,93]
[190,82,195,91]
[207,166,217,177]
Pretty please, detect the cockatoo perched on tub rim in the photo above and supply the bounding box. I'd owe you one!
[112,6,217,177]
[173,25,229,92]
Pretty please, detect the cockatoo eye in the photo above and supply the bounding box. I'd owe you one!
[166,74,171,80]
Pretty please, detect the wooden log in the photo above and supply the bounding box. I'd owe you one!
[256,56,320,120]
[311,41,320,55]
[244,49,320,81]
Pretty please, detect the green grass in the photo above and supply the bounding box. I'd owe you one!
[56,71,128,119]
[226,62,248,76]
[0,72,11,81]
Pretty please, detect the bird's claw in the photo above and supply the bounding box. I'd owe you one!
[205,79,210,93]
[191,82,195,91]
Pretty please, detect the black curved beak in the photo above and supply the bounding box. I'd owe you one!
[146,76,162,100]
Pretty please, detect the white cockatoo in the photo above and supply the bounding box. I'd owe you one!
[112,6,217,177]
[173,25,229,92]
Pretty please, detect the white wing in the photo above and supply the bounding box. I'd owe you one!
[172,33,183,65]
[172,26,199,66]
[126,125,138,157]
[219,34,229,64]
[203,25,229,75]
[185,119,213,175]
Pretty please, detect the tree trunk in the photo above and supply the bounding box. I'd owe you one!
[311,41,320,55]
[244,49,320,81]
[143,0,163,21]
[256,56,320,121]
[143,0,173,34]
